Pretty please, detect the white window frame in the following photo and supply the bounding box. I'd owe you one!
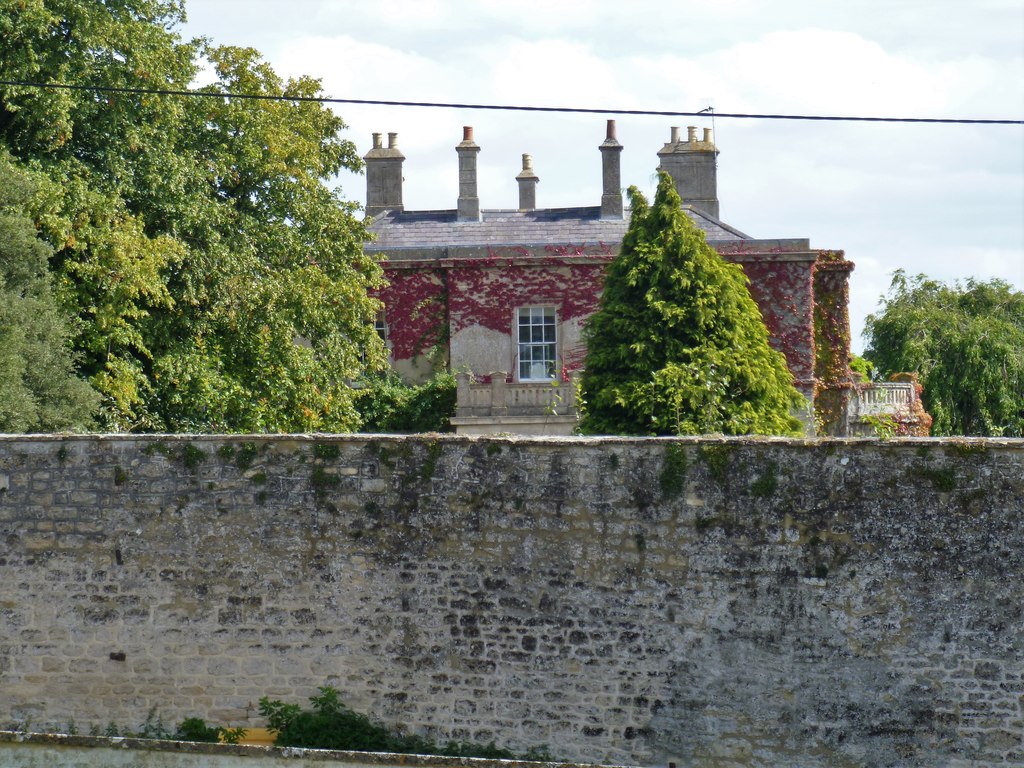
[374,309,389,343]
[516,306,558,382]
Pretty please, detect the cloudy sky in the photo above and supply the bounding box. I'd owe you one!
[180,0,1023,352]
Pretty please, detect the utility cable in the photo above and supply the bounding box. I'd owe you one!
[1,80,1021,125]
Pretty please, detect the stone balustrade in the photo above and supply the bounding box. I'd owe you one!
[451,371,578,434]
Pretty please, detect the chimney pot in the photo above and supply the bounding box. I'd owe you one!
[606,119,617,141]
[670,126,681,144]
[364,130,405,217]
[657,124,720,218]
[463,125,474,142]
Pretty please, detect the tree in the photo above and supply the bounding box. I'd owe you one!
[578,172,803,436]
[354,370,457,433]
[0,151,99,431]
[864,271,1024,436]
[0,0,385,432]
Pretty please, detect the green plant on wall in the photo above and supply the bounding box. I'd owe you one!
[659,443,688,498]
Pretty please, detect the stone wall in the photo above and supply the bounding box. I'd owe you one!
[1,435,1022,767]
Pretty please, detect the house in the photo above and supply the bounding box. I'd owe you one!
[364,122,858,435]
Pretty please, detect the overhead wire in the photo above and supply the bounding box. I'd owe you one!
[0,79,1021,125]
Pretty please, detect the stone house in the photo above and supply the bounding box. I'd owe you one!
[364,122,858,435]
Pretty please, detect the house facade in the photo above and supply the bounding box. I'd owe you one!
[364,122,858,435]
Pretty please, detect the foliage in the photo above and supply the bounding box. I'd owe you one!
[864,271,1024,436]
[0,0,385,432]
[176,716,245,745]
[258,686,531,759]
[133,707,173,740]
[174,717,219,743]
[849,354,874,383]
[860,412,899,439]
[354,370,457,433]
[84,712,244,744]
[0,151,99,431]
[579,172,803,436]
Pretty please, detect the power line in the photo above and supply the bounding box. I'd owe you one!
[1,79,1021,125]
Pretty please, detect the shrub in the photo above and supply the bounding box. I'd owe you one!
[259,686,526,759]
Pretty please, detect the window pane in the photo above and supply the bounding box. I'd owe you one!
[517,306,558,380]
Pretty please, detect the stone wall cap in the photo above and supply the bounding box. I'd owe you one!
[3,434,1021,450]
[0,731,637,768]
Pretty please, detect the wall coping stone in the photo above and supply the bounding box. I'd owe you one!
[2,432,1021,449]
[0,732,631,768]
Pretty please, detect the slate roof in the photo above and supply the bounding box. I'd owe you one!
[367,205,750,252]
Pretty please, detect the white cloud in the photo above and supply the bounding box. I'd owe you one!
[181,0,1024,344]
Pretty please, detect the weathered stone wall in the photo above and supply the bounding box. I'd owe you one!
[1,435,1022,767]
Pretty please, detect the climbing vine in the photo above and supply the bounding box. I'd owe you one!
[813,251,855,435]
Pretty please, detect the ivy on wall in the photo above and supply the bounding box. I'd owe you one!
[812,251,856,435]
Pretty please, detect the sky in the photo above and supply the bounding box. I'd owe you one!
[179,0,1024,353]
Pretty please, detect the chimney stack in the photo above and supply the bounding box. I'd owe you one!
[516,154,539,211]
[364,131,405,217]
[599,119,624,219]
[657,125,720,218]
[456,126,481,222]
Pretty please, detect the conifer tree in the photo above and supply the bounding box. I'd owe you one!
[579,172,804,435]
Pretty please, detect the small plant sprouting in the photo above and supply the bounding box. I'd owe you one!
[311,467,340,497]
[236,442,259,470]
[313,443,341,461]
[181,444,206,471]
[699,444,733,483]
[659,443,688,498]
[750,463,778,498]
[143,441,169,457]
[916,466,957,492]
[113,466,128,486]
[421,441,443,479]
[134,707,173,740]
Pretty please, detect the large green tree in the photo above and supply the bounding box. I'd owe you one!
[579,172,803,436]
[0,0,385,432]
[0,151,99,431]
[864,271,1024,436]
